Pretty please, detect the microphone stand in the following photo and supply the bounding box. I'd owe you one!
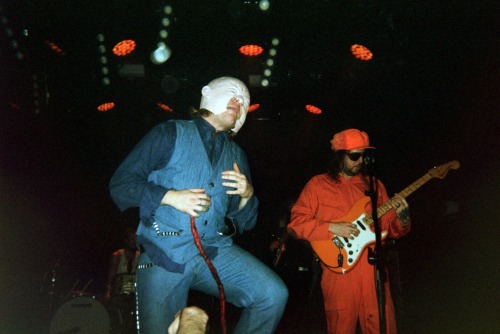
[364,153,387,334]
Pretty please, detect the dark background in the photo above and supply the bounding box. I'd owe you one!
[0,1,498,333]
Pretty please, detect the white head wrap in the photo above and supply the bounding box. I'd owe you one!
[199,77,250,133]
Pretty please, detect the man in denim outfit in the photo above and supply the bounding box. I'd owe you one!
[110,77,288,333]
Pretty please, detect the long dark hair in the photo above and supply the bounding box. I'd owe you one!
[189,107,212,118]
[327,150,347,183]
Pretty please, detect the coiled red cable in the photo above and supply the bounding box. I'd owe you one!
[190,216,227,334]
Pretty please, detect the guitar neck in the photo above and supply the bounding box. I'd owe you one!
[364,173,433,227]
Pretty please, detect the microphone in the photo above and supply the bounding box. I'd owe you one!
[363,149,376,176]
[363,149,375,166]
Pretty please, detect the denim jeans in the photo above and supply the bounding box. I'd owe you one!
[136,244,288,334]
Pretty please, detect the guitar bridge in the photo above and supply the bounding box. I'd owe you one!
[333,236,344,249]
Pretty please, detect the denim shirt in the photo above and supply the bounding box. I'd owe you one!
[109,118,258,272]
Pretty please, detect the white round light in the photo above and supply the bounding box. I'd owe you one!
[151,45,172,65]
[259,0,270,11]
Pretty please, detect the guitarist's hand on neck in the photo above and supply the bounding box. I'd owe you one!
[390,193,411,226]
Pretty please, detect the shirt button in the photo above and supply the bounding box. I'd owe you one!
[209,182,215,187]
[204,220,208,225]
[201,233,205,238]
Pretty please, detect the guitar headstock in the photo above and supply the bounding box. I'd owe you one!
[428,160,460,179]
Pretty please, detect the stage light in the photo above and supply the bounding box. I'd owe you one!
[159,30,168,38]
[45,40,65,56]
[1,12,25,61]
[97,102,115,112]
[164,5,173,14]
[162,18,171,27]
[151,5,173,65]
[157,103,173,112]
[151,44,172,65]
[97,33,111,85]
[306,105,322,115]
[254,36,279,87]
[351,44,373,61]
[112,39,136,56]
[259,0,270,11]
[248,104,260,112]
[239,44,264,56]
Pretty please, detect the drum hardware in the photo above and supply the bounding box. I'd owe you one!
[49,296,110,334]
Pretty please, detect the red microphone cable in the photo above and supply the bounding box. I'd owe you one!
[190,216,227,334]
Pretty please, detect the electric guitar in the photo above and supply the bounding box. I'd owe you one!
[310,161,460,274]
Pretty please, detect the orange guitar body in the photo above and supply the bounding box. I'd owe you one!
[310,196,388,274]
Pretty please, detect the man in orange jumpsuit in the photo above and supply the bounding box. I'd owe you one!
[288,129,411,334]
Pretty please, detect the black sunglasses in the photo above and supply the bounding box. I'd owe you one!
[345,151,365,161]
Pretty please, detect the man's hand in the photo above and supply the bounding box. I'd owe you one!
[328,221,360,240]
[162,188,211,217]
[222,163,254,199]
[390,193,411,225]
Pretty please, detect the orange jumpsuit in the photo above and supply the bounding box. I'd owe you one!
[289,173,410,334]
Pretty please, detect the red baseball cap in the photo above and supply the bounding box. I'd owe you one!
[330,129,375,151]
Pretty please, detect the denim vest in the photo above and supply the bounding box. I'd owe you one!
[137,120,244,271]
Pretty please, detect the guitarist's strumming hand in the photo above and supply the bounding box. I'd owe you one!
[390,193,411,226]
[327,221,360,240]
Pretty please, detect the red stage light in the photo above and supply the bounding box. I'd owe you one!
[305,104,322,115]
[350,44,373,61]
[157,103,174,112]
[44,40,66,56]
[113,40,136,56]
[239,44,264,56]
[247,104,260,112]
[97,102,115,112]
